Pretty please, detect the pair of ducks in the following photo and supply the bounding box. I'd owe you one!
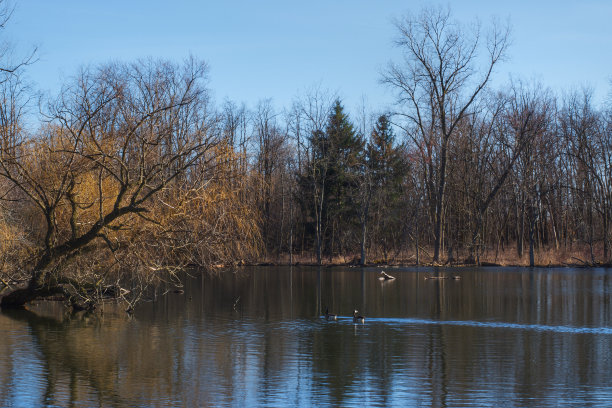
[325,307,365,323]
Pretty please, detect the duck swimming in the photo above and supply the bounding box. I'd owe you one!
[325,307,338,320]
[353,310,365,323]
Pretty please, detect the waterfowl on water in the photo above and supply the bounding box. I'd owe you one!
[379,270,395,280]
[325,307,338,321]
[425,275,448,280]
[353,310,365,323]
[424,274,461,281]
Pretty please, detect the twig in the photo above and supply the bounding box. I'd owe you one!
[571,256,590,266]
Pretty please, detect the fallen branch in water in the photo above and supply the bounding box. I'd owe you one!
[571,256,590,266]
[379,271,395,280]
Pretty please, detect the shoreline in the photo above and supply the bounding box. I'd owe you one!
[241,246,612,269]
[242,260,612,269]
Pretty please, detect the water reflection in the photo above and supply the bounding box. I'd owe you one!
[1,266,612,407]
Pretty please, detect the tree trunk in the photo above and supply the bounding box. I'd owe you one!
[529,204,536,267]
[289,185,294,265]
[315,185,324,265]
[360,219,367,266]
[360,198,369,266]
[0,286,42,308]
[518,201,525,258]
[415,215,420,265]
[433,139,449,263]
[1,275,66,309]
[604,209,609,262]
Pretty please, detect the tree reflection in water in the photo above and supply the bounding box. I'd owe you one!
[1,266,612,407]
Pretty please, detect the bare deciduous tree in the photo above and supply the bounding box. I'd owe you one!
[0,58,241,309]
[383,6,509,262]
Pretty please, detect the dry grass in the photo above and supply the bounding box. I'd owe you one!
[256,244,609,267]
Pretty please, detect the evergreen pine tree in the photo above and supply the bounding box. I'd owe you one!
[364,115,409,261]
[298,100,364,262]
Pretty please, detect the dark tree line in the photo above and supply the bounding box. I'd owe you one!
[232,7,612,267]
[240,87,612,267]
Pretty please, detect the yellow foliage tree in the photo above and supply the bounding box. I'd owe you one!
[0,59,260,310]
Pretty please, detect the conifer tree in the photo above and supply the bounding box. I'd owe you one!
[299,100,363,263]
[360,115,409,263]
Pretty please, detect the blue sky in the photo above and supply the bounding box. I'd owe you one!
[5,1,612,115]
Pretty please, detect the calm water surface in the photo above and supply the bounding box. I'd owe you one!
[1,266,612,407]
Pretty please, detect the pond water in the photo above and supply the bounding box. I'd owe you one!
[1,266,612,407]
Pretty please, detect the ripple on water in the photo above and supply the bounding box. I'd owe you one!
[1,331,48,407]
[375,317,612,335]
[317,315,612,335]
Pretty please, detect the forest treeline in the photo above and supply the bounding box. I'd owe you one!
[1,5,611,309]
[240,8,612,269]
[245,83,612,268]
